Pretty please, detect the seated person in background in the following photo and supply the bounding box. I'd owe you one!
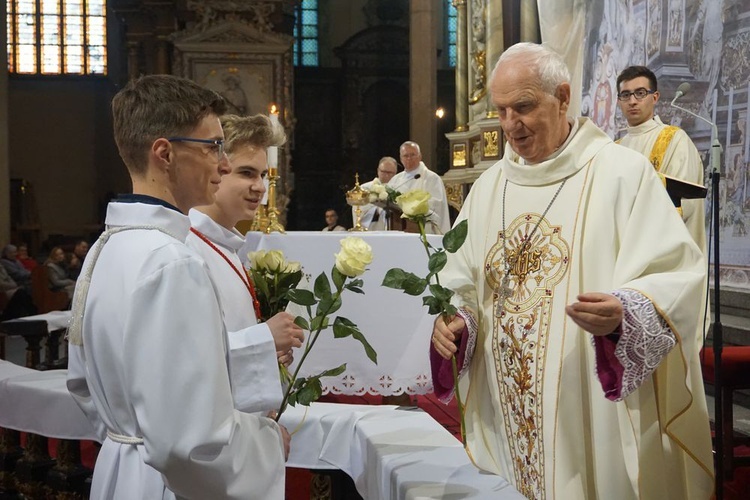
[16,243,38,272]
[1,244,31,292]
[353,156,398,231]
[45,246,76,300]
[0,263,36,321]
[187,113,304,413]
[322,208,346,232]
[67,240,89,280]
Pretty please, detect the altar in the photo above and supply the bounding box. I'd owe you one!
[241,231,441,396]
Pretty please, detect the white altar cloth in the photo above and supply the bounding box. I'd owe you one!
[0,364,522,499]
[242,231,440,396]
[3,310,72,332]
[0,368,97,440]
[280,402,524,499]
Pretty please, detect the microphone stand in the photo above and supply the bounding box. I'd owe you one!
[671,97,724,497]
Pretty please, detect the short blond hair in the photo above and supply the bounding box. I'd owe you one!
[220,114,286,155]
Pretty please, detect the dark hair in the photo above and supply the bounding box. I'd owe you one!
[616,66,658,93]
[112,74,227,175]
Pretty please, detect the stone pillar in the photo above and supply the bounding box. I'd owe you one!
[409,0,438,170]
[520,0,540,43]
[454,0,468,131]
[0,0,9,244]
[485,0,504,118]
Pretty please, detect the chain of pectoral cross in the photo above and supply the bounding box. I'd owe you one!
[496,177,568,318]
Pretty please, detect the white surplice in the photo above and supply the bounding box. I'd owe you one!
[186,209,282,414]
[442,118,713,499]
[67,201,285,500]
[618,116,706,252]
[388,162,451,234]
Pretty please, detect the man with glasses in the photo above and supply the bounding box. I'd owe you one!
[387,141,451,234]
[354,156,399,230]
[616,65,705,250]
[67,75,289,499]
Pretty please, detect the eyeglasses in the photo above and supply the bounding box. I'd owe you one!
[617,88,656,101]
[167,137,225,162]
[378,168,397,175]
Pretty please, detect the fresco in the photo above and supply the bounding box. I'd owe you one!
[580,0,750,288]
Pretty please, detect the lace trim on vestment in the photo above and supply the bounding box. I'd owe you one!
[608,288,676,400]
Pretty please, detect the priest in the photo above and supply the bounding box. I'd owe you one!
[430,43,713,499]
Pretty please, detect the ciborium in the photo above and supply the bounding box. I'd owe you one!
[346,174,370,232]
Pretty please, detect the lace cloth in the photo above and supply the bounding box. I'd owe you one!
[594,288,676,401]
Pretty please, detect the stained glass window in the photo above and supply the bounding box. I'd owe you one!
[294,0,318,67]
[446,0,457,68]
[7,0,106,75]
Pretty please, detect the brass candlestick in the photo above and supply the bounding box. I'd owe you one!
[265,167,285,233]
[250,205,269,232]
[346,173,370,232]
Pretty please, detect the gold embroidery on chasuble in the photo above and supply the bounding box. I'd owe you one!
[484,214,570,499]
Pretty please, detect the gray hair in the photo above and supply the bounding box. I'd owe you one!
[399,141,421,154]
[492,42,571,95]
[2,244,16,258]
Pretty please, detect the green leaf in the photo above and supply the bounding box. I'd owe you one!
[381,268,407,289]
[333,318,377,364]
[352,330,378,364]
[402,274,428,296]
[428,250,447,274]
[345,286,365,295]
[314,272,331,300]
[250,270,271,298]
[317,363,347,378]
[443,303,457,317]
[286,288,317,306]
[429,284,454,303]
[347,278,364,289]
[331,266,346,291]
[277,270,303,291]
[310,315,330,331]
[332,316,357,338]
[316,294,342,317]
[443,219,468,253]
[295,378,323,406]
[294,315,310,330]
[422,295,443,315]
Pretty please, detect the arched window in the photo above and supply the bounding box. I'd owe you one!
[446,0,457,68]
[294,0,318,67]
[7,0,107,75]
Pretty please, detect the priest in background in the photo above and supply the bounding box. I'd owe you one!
[430,43,713,499]
[616,65,705,250]
[67,75,290,499]
[353,156,398,230]
[187,113,304,414]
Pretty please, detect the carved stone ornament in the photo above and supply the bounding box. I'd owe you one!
[184,0,277,35]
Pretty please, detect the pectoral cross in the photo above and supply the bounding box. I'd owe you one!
[495,273,513,318]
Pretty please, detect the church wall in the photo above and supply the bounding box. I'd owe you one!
[578,0,750,290]
[8,78,123,245]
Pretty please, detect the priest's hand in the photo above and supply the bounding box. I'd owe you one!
[565,292,623,336]
[277,349,293,367]
[432,314,465,360]
[267,312,305,351]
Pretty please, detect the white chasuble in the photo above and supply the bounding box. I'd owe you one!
[443,118,713,499]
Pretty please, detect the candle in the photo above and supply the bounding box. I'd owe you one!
[268,104,280,174]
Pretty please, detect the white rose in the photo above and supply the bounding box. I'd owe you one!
[369,192,378,203]
[378,191,388,201]
[283,260,302,273]
[334,237,373,277]
[396,189,431,217]
[262,250,286,272]
[247,250,267,270]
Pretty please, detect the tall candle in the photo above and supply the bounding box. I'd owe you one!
[268,104,280,175]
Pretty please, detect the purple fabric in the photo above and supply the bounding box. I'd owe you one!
[430,319,470,403]
[593,333,625,401]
